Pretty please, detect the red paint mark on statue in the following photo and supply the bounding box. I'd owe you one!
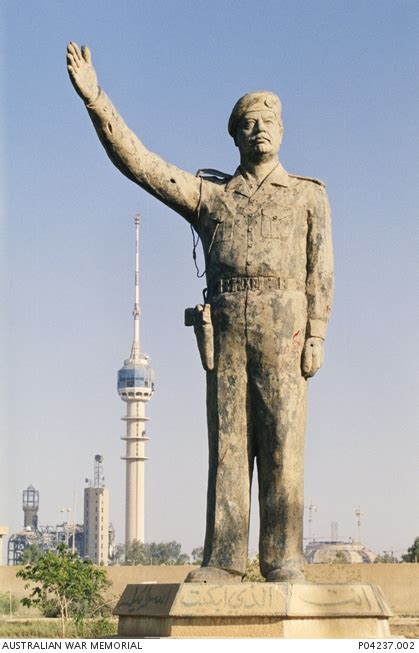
[292,330,302,353]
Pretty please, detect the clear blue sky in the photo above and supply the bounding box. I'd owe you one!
[1,0,418,561]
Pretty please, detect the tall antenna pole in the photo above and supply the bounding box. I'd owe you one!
[355,507,363,545]
[304,501,317,542]
[130,214,141,361]
[308,502,317,542]
[71,490,76,554]
[330,521,338,542]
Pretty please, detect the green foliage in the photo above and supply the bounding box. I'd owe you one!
[84,617,117,638]
[123,540,190,566]
[110,543,125,565]
[123,540,145,565]
[332,550,348,564]
[16,544,111,638]
[20,543,43,564]
[375,552,399,563]
[191,547,204,564]
[39,599,61,618]
[0,592,18,616]
[176,553,190,565]
[243,556,263,582]
[401,537,419,563]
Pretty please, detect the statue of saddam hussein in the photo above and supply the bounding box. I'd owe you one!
[67,43,333,583]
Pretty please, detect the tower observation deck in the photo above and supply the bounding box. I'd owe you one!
[117,214,155,545]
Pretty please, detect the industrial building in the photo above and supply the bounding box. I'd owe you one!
[7,484,84,565]
[7,481,115,565]
[117,214,155,545]
[83,455,110,565]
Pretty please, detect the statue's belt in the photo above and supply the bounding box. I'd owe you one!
[211,276,305,295]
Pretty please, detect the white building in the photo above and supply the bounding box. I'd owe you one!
[305,541,378,563]
[83,455,109,565]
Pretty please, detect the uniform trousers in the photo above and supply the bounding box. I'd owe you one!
[202,288,308,577]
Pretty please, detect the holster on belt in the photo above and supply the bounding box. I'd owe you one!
[184,304,214,371]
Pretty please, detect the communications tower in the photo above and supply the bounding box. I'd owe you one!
[117,214,154,545]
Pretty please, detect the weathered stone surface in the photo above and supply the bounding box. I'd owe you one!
[67,44,333,581]
[185,565,242,583]
[114,582,392,638]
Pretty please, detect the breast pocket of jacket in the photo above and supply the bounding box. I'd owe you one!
[261,208,292,239]
[210,213,234,244]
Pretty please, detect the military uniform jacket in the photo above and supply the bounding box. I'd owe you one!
[86,90,333,339]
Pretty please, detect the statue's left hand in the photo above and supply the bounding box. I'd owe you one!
[301,337,324,378]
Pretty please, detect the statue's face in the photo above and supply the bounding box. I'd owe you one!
[235,110,283,162]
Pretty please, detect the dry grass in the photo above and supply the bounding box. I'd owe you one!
[0,616,417,639]
[0,618,117,638]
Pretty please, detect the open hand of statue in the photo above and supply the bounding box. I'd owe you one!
[301,337,324,378]
[67,42,99,104]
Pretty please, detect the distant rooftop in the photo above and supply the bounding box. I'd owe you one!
[305,541,378,563]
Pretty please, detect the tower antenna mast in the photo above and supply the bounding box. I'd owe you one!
[117,214,155,546]
[304,501,317,542]
[355,506,363,545]
[130,214,141,361]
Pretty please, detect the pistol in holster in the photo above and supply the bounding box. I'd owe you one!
[184,304,214,372]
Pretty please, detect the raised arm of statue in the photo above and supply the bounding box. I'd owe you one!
[66,42,201,222]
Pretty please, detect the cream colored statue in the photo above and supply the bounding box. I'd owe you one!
[67,43,334,583]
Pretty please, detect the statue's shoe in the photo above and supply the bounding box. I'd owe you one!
[266,564,305,582]
[185,565,243,583]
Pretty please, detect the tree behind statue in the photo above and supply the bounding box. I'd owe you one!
[17,544,111,638]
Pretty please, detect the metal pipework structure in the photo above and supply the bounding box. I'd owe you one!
[117,214,155,545]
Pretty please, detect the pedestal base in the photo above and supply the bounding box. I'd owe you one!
[114,582,392,638]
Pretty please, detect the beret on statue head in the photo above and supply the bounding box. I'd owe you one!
[228,91,282,137]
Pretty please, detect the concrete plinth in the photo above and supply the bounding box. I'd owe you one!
[114,582,392,638]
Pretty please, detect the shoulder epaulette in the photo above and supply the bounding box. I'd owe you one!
[289,173,326,187]
[196,168,232,184]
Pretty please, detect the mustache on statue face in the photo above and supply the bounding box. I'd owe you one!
[250,132,271,142]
